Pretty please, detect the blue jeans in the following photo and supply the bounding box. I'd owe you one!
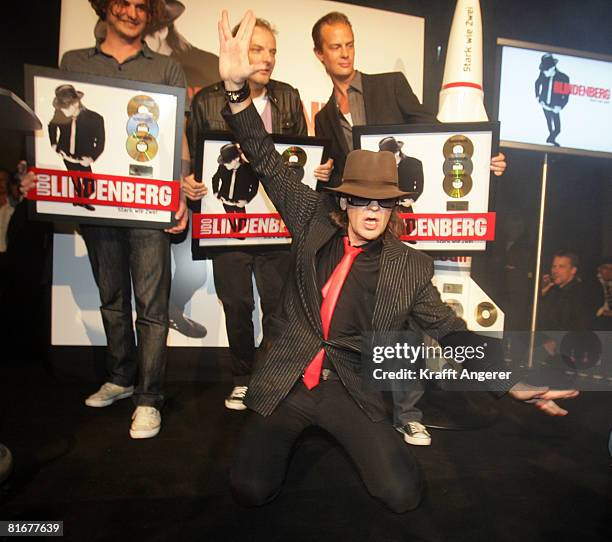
[80,225,171,409]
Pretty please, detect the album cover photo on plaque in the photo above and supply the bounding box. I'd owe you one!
[192,132,329,258]
[354,122,499,252]
[25,65,185,228]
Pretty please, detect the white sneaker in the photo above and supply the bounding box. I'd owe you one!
[397,422,432,446]
[224,386,248,411]
[85,382,134,407]
[130,406,161,439]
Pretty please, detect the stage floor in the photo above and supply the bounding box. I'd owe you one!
[1,358,610,542]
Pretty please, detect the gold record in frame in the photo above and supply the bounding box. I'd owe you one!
[281,146,307,167]
[127,95,160,120]
[126,134,158,162]
[443,173,473,198]
[475,302,498,327]
[443,156,474,176]
[443,135,474,158]
[126,114,160,138]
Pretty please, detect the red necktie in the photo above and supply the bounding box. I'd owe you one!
[303,237,363,389]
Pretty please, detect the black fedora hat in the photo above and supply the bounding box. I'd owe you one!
[378,136,404,153]
[53,84,84,109]
[539,53,558,71]
[218,143,241,164]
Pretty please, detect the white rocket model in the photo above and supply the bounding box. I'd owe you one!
[437,0,488,122]
[434,1,505,333]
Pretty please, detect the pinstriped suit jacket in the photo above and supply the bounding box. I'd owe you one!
[224,105,467,422]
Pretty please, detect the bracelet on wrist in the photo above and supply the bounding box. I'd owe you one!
[224,81,250,103]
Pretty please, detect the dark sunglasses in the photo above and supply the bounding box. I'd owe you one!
[345,196,397,209]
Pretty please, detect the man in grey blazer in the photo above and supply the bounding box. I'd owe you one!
[218,11,578,513]
[311,11,507,188]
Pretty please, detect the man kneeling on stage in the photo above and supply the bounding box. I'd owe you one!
[219,10,579,513]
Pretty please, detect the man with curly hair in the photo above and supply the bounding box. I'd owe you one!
[88,0,168,37]
[23,0,189,439]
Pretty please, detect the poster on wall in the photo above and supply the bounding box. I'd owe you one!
[191,132,328,256]
[354,122,499,252]
[496,38,612,158]
[53,0,425,346]
[25,65,185,228]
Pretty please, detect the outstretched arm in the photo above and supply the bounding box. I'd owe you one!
[410,261,578,415]
[218,10,321,235]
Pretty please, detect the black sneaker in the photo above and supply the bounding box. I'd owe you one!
[225,386,248,411]
[169,305,207,338]
[396,422,432,446]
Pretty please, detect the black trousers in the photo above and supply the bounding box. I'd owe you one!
[222,203,247,233]
[63,160,95,198]
[543,109,561,141]
[212,249,291,385]
[231,378,423,513]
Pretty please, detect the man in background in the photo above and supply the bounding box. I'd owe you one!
[539,251,588,331]
[594,257,612,331]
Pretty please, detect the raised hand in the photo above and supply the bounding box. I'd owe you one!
[218,10,266,90]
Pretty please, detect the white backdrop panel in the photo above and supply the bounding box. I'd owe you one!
[53,0,424,346]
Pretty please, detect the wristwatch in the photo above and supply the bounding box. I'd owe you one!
[225,81,250,103]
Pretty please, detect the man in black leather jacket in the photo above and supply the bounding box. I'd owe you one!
[184,18,308,411]
[189,78,306,144]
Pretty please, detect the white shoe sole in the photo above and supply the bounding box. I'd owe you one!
[403,435,432,446]
[224,399,248,411]
[129,426,160,439]
[85,390,134,408]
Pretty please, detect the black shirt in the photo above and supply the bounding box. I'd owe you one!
[316,231,382,344]
[538,278,588,330]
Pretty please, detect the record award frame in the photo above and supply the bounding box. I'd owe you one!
[353,121,500,254]
[25,65,185,229]
[191,131,330,259]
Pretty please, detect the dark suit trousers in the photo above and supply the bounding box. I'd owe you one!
[543,109,561,140]
[213,249,290,386]
[231,378,423,513]
[63,160,95,198]
[221,203,247,233]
